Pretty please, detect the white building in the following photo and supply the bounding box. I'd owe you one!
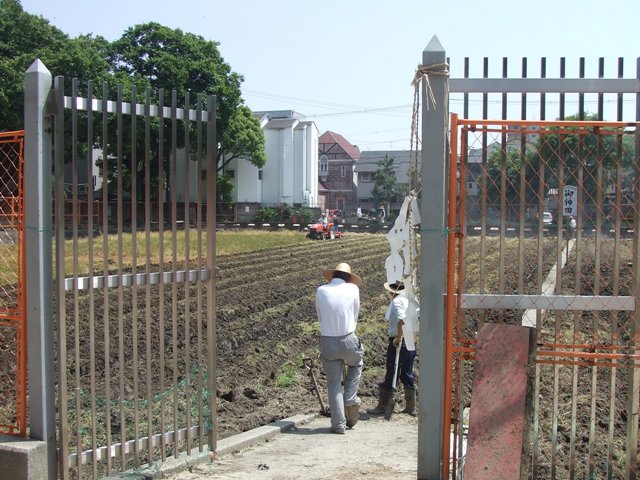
[225,110,319,207]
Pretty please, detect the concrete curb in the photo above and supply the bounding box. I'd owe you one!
[105,413,318,479]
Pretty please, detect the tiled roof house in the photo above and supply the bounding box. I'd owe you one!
[318,131,360,214]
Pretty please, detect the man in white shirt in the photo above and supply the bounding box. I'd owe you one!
[367,280,416,419]
[316,262,364,434]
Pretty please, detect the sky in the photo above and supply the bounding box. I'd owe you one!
[20,0,640,151]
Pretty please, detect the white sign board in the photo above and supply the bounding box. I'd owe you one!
[563,185,577,216]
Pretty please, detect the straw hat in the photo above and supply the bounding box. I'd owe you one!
[383,280,405,294]
[322,262,362,286]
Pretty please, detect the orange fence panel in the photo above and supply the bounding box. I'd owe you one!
[0,130,26,436]
[446,117,640,479]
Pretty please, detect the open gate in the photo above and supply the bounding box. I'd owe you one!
[445,115,640,478]
[48,78,218,479]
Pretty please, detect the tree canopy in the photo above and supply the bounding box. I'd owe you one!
[0,0,266,190]
[484,113,636,212]
[372,155,404,210]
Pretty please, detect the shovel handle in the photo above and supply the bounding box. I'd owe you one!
[391,344,401,388]
[303,358,330,415]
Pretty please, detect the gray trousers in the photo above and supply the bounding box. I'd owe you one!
[320,333,364,431]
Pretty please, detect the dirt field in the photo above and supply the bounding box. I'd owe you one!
[3,230,636,478]
[213,232,394,438]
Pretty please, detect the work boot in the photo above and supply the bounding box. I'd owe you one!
[367,385,393,415]
[383,388,396,421]
[345,397,361,429]
[400,386,416,416]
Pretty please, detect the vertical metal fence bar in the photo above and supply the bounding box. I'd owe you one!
[195,95,204,450]
[608,58,625,479]
[627,58,640,476]
[456,126,469,480]
[17,131,27,437]
[158,89,167,462]
[130,85,140,467]
[498,59,507,321]
[171,89,179,458]
[71,77,83,479]
[531,56,547,478]
[205,94,217,453]
[86,80,98,480]
[518,58,527,293]
[480,57,488,313]
[54,75,70,480]
[590,60,604,474]
[598,58,605,120]
[569,132,585,480]
[116,84,126,469]
[183,92,192,455]
[101,81,113,476]
[144,88,153,467]
[445,114,459,477]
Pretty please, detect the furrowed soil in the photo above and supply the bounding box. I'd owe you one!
[3,230,637,478]
[214,232,394,438]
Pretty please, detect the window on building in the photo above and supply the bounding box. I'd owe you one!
[319,155,328,175]
[340,165,347,177]
[360,172,372,182]
[258,170,263,180]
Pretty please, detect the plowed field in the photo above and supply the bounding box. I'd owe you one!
[214,232,394,438]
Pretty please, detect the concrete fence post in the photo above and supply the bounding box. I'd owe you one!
[24,59,56,479]
[418,36,448,480]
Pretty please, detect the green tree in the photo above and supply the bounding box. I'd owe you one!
[103,22,266,198]
[0,4,266,201]
[483,113,636,215]
[372,155,404,212]
[0,0,111,130]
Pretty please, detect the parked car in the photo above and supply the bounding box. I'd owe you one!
[542,211,554,226]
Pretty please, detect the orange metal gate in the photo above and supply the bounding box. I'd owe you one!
[445,116,640,478]
[0,130,26,436]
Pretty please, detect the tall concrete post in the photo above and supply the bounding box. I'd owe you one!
[418,36,448,480]
[24,59,56,479]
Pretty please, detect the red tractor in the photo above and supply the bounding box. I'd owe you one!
[306,221,343,240]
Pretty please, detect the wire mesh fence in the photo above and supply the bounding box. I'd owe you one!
[447,118,640,478]
[0,130,26,436]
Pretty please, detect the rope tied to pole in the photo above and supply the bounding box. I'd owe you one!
[409,62,450,193]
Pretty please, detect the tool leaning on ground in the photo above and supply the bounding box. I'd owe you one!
[303,357,331,417]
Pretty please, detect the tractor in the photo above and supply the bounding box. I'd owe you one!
[306,221,343,240]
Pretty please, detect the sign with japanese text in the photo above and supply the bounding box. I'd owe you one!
[563,185,577,216]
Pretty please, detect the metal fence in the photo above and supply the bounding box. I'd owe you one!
[446,117,639,479]
[0,130,26,437]
[414,41,640,478]
[22,62,218,479]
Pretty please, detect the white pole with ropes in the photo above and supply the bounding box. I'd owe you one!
[417,36,449,480]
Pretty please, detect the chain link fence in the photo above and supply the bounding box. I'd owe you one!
[0,130,26,436]
[448,118,640,478]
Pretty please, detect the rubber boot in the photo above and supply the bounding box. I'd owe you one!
[383,389,396,421]
[367,385,393,415]
[400,386,416,416]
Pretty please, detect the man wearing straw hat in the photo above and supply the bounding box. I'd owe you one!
[316,262,364,434]
[367,279,416,419]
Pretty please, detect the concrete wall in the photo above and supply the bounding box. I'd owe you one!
[0,435,48,480]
